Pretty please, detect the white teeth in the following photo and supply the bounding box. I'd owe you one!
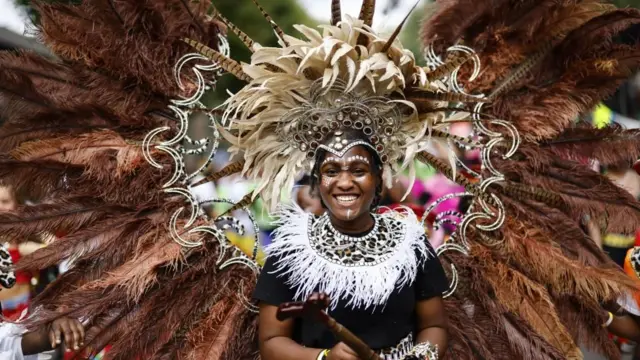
[336,195,358,203]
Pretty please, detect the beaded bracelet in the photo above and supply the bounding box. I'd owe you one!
[603,311,614,327]
[316,349,330,360]
[407,342,439,360]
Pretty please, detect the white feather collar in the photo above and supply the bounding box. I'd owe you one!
[266,205,430,309]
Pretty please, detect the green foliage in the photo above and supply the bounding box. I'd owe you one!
[210,0,316,104]
[400,2,427,66]
[612,0,640,7]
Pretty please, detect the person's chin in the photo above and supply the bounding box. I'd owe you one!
[328,204,365,222]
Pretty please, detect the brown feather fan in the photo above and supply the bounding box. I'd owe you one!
[0,1,260,359]
[541,123,640,168]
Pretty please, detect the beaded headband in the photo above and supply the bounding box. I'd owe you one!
[278,80,401,165]
[317,131,378,159]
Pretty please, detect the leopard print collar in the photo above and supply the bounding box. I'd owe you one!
[266,205,430,309]
[307,213,408,267]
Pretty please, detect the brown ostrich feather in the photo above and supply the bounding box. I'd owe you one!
[421,0,508,52]
[554,297,622,359]
[33,0,224,96]
[436,1,627,98]
[500,194,613,266]
[468,246,580,358]
[490,48,640,141]
[441,299,495,359]
[555,9,640,64]
[494,218,636,303]
[181,293,257,359]
[541,123,640,168]
[10,131,143,177]
[0,198,129,241]
[494,143,640,234]
[0,52,171,134]
[0,160,77,201]
[449,252,568,360]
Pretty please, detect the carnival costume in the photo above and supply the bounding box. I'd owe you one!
[2,0,640,359]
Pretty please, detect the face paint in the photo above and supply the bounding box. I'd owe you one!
[322,175,333,188]
[322,155,370,169]
[317,145,378,224]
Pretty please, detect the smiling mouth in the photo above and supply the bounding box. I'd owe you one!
[334,194,360,206]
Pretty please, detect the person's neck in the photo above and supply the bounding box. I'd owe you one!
[329,212,375,235]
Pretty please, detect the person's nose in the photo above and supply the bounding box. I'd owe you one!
[335,171,355,191]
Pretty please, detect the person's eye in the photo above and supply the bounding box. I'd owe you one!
[324,169,338,176]
[352,169,367,176]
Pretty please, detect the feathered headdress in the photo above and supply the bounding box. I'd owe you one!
[187,10,486,210]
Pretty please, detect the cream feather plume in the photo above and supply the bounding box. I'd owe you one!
[220,16,465,210]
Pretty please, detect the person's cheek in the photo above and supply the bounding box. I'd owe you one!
[321,175,333,188]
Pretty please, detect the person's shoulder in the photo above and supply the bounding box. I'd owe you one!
[377,207,427,244]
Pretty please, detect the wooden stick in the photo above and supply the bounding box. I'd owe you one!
[277,293,381,360]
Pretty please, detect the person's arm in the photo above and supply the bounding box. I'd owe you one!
[259,304,360,360]
[256,254,333,360]
[415,296,448,358]
[22,317,85,355]
[608,313,640,342]
[414,240,449,358]
[258,303,324,360]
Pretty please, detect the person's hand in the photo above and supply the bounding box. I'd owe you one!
[48,317,85,351]
[326,342,360,360]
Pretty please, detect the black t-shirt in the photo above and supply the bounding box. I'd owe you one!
[253,240,449,350]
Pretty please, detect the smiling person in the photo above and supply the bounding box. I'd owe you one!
[254,130,448,360]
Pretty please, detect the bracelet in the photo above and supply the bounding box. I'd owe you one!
[603,311,614,327]
[316,349,330,360]
[408,342,439,360]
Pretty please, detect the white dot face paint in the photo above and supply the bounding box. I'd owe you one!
[321,155,370,170]
[321,156,342,167]
[346,209,352,219]
[321,175,333,188]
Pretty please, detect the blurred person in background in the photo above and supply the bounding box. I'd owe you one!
[294,175,324,216]
[601,163,640,267]
[1,314,86,360]
[586,161,640,357]
[0,184,42,321]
